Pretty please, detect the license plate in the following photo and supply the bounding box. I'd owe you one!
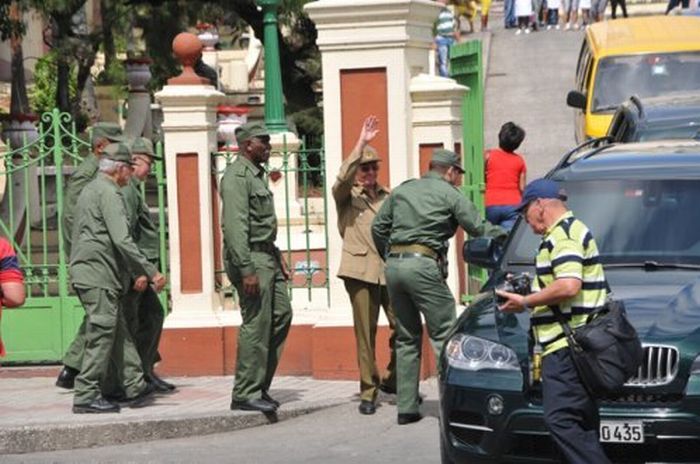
[599,421,644,443]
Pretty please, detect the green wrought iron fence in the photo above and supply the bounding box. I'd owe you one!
[0,108,168,364]
[212,136,329,307]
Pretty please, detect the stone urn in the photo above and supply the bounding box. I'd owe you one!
[125,57,152,92]
[196,22,219,51]
[217,105,249,150]
[1,113,40,150]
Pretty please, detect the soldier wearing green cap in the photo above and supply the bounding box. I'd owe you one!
[117,137,175,392]
[333,116,396,415]
[69,142,166,413]
[220,121,292,413]
[56,123,125,389]
[372,148,506,425]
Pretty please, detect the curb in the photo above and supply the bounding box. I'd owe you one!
[0,399,346,455]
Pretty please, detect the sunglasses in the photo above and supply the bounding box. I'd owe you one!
[360,164,379,172]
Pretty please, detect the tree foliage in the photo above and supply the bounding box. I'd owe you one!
[127,0,322,143]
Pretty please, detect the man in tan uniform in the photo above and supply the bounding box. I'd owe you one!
[333,115,396,415]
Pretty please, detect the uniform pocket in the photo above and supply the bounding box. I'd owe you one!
[343,242,368,256]
[251,189,274,215]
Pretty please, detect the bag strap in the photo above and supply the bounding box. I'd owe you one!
[549,305,581,352]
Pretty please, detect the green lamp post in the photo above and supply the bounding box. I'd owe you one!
[257,0,288,133]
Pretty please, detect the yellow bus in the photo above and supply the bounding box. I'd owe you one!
[566,16,700,142]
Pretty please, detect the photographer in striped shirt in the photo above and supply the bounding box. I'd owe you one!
[496,179,611,464]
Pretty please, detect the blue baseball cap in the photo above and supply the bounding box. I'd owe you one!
[515,179,568,212]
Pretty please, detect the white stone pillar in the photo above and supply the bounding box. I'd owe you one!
[155,84,225,325]
[305,0,441,317]
[410,73,469,298]
[268,132,301,222]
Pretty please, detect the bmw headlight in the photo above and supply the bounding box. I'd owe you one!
[692,354,700,375]
[445,334,520,371]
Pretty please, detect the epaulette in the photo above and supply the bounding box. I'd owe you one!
[230,158,248,177]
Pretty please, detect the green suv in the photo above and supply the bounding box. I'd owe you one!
[439,141,700,463]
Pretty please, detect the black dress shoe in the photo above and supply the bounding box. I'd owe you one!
[124,382,157,407]
[148,373,176,391]
[147,376,174,394]
[378,383,396,395]
[230,398,277,413]
[102,390,127,402]
[262,390,280,408]
[358,400,376,415]
[73,396,120,414]
[56,366,79,390]
[397,413,422,425]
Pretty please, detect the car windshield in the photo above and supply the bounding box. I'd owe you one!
[591,52,700,113]
[505,179,700,266]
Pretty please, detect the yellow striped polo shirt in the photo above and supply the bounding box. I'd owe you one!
[531,211,608,356]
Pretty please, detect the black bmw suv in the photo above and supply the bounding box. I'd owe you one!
[439,140,700,463]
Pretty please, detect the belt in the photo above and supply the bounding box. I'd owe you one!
[388,244,438,260]
[388,252,434,260]
[250,242,277,254]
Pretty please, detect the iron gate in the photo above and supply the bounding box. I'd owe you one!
[0,109,167,363]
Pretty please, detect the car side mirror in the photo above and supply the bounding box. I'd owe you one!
[566,90,587,110]
[463,237,498,269]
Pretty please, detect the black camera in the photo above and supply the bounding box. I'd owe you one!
[495,273,533,303]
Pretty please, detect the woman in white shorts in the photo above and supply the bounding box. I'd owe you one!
[515,0,534,33]
[562,0,580,29]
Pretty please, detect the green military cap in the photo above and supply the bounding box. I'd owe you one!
[235,121,270,144]
[432,148,465,173]
[92,122,124,142]
[102,142,135,165]
[129,137,160,159]
[360,146,382,165]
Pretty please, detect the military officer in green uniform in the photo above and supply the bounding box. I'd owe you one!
[333,116,396,415]
[70,142,166,413]
[372,149,506,425]
[56,122,124,389]
[221,122,293,413]
[117,137,174,393]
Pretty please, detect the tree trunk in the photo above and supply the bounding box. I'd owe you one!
[9,1,30,116]
[100,0,116,72]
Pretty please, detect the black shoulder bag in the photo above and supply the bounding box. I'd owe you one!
[551,300,644,397]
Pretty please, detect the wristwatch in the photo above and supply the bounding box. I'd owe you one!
[522,296,531,312]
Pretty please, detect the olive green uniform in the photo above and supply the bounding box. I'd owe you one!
[372,171,505,414]
[70,174,157,404]
[61,154,99,371]
[221,155,293,402]
[119,177,164,376]
[63,155,100,258]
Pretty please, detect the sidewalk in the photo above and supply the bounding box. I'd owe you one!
[0,368,439,455]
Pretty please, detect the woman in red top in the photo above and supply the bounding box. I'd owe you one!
[0,237,25,358]
[484,122,527,230]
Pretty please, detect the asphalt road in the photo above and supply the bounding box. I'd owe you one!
[484,25,585,178]
[3,399,443,464]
